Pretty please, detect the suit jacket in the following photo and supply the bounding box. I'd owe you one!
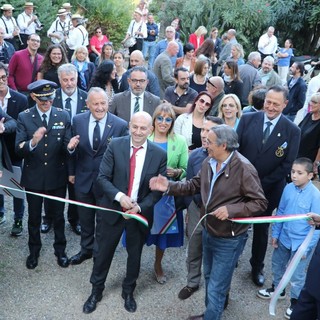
[237,112,301,192]
[109,90,161,123]
[305,239,320,300]
[0,106,17,171]
[96,136,167,233]
[2,89,28,166]
[15,106,72,190]
[153,51,175,99]
[284,77,307,116]
[53,88,88,116]
[70,111,129,194]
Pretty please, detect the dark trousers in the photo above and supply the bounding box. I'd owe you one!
[90,212,145,294]
[75,188,98,254]
[250,180,285,272]
[43,181,78,226]
[19,34,29,50]
[26,186,66,256]
[291,288,320,320]
[128,38,144,69]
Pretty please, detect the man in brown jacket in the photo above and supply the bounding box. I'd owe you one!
[150,124,268,320]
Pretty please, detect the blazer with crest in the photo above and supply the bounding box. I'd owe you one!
[237,111,301,192]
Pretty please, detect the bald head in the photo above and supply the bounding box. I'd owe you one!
[166,41,179,57]
[206,76,224,97]
[130,111,153,146]
[130,50,145,68]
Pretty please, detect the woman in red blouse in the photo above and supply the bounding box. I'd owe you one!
[89,27,109,62]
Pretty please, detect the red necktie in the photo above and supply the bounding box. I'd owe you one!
[127,146,142,197]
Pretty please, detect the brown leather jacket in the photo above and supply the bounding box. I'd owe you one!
[168,151,268,237]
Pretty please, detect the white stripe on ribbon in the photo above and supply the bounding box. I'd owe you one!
[0,184,148,227]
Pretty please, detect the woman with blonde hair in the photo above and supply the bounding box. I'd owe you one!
[230,43,245,65]
[71,46,95,91]
[188,26,207,51]
[218,94,242,130]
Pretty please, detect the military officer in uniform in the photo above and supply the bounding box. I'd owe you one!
[15,79,79,270]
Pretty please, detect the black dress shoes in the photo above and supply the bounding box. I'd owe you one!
[26,255,38,269]
[187,314,204,320]
[40,222,52,233]
[121,292,137,313]
[69,252,92,265]
[56,253,69,268]
[83,293,102,314]
[70,223,81,235]
[252,270,265,287]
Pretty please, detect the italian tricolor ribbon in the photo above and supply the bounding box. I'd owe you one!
[0,184,149,227]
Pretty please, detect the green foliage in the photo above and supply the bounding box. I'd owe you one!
[77,0,133,49]
[150,0,272,56]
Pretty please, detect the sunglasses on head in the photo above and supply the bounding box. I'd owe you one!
[156,116,173,124]
[207,79,216,88]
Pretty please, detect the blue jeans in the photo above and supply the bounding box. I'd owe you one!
[0,194,25,220]
[203,229,248,320]
[142,41,156,69]
[272,240,313,299]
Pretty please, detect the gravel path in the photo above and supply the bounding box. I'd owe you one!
[3,188,314,320]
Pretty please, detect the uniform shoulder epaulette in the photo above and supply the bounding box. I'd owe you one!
[24,109,30,113]
[56,108,63,111]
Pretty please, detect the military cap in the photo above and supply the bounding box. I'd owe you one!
[27,80,58,101]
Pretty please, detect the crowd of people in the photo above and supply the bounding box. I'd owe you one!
[0,1,320,320]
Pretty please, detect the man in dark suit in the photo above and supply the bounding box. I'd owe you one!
[283,62,307,122]
[237,85,301,286]
[15,80,79,270]
[109,66,160,123]
[83,111,167,314]
[0,62,28,235]
[68,87,129,265]
[41,63,88,235]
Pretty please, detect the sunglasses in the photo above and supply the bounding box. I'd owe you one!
[207,79,216,88]
[222,103,236,108]
[198,98,211,108]
[156,116,173,124]
[104,41,113,46]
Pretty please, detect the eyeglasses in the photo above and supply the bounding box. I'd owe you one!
[130,79,147,84]
[198,98,211,108]
[96,31,102,34]
[156,116,173,124]
[207,79,216,88]
[222,103,236,108]
[0,75,7,82]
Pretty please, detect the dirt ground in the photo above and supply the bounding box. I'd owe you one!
[1,180,319,320]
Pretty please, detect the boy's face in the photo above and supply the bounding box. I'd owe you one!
[291,164,313,188]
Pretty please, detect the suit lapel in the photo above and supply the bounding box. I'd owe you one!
[253,113,264,152]
[31,107,44,128]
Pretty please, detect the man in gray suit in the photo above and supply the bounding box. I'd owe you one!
[153,41,179,99]
[109,66,160,123]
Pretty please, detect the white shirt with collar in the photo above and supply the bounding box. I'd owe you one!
[115,139,148,203]
[130,92,145,117]
[0,88,11,113]
[17,11,39,34]
[61,89,78,120]
[0,16,18,39]
[88,113,107,149]
[263,113,281,136]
